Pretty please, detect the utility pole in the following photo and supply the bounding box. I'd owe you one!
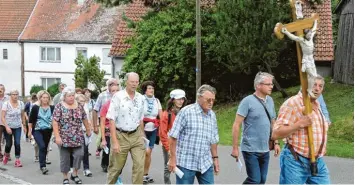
[196,0,201,92]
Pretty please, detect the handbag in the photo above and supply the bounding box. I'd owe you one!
[253,95,275,150]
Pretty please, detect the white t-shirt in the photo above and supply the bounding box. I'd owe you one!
[143,96,162,132]
[2,100,24,128]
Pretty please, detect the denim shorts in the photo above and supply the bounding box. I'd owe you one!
[145,129,157,149]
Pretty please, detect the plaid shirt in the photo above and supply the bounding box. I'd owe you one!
[94,90,112,112]
[274,92,328,158]
[169,103,219,173]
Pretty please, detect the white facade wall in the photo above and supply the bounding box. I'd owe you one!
[24,42,113,95]
[113,57,125,78]
[0,42,22,94]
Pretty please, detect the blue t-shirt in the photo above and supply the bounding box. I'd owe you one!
[35,107,52,130]
[237,94,276,152]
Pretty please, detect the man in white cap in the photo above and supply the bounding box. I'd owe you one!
[168,84,219,184]
[159,89,187,184]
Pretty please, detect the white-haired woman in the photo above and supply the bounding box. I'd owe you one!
[1,89,26,167]
[28,90,54,174]
[52,87,91,184]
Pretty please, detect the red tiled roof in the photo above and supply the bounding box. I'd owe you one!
[302,0,334,61]
[109,0,215,57]
[20,0,123,43]
[109,0,150,56]
[0,0,37,41]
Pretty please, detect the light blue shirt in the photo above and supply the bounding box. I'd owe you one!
[237,95,276,152]
[35,107,52,130]
[317,94,331,123]
[169,103,219,173]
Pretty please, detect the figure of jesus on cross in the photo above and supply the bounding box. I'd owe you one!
[282,20,318,98]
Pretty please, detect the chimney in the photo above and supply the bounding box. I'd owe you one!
[78,0,85,6]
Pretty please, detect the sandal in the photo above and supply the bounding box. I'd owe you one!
[63,179,69,185]
[70,175,82,184]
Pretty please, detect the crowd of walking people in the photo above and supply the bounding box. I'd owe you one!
[0,71,332,184]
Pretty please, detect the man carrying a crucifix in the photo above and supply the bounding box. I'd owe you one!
[272,75,330,184]
[282,20,318,98]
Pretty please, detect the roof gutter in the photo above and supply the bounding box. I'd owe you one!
[20,39,112,44]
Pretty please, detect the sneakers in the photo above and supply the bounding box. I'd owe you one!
[41,167,49,175]
[14,159,23,167]
[46,158,51,164]
[34,156,39,162]
[2,154,9,165]
[143,175,154,184]
[83,169,92,177]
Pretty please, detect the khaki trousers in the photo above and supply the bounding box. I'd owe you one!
[107,128,145,184]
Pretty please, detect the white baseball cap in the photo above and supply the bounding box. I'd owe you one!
[170,89,186,99]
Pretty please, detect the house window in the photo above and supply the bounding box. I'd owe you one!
[3,49,8,59]
[76,47,88,59]
[41,78,61,89]
[102,48,111,65]
[40,47,61,62]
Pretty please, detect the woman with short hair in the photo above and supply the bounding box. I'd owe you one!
[1,89,26,167]
[52,87,91,184]
[141,81,163,183]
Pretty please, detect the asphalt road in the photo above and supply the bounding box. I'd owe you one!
[0,135,353,184]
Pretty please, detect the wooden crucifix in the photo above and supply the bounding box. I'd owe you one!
[274,0,320,176]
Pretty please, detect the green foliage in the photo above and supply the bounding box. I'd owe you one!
[213,0,291,73]
[30,85,44,95]
[74,53,106,93]
[74,53,89,89]
[47,83,60,98]
[122,0,216,101]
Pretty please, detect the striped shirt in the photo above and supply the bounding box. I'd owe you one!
[169,103,219,173]
[274,92,328,158]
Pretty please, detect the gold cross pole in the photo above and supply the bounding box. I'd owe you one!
[274,1,320,176]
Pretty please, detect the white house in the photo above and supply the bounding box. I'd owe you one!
[19,0,123,95]
[0,0,37,96]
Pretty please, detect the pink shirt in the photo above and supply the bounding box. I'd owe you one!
[100,100,111,136]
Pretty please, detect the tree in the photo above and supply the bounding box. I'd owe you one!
[212,0,294,98]
[30,85,44,95]
[47,83,60,97]
[122,0,216,100]
[74,54,106,92]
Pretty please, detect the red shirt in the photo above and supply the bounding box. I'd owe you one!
[100,100,111,136]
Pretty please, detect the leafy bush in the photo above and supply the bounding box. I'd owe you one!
[47,83,60,97]
[30,85,44,95]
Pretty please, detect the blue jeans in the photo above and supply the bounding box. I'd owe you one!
[280,146,330,184]
[176,165,214,184]
[33,129,52,168]
[4,127,22,158]
[145,129,157,149]
[242,151,270,184]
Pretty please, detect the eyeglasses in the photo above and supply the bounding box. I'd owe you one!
[260,83,274,87]
[11,94,18,96]
[201,96,215,103]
